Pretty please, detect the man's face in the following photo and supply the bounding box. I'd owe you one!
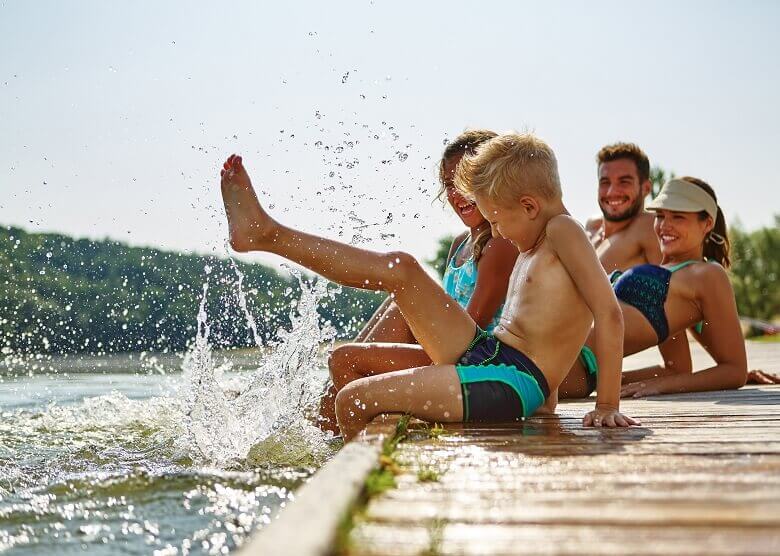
[597,158,647,222]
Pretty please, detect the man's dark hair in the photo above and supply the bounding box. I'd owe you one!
[597,142,650,183]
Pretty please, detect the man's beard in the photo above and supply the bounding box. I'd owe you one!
[601,196,643,222]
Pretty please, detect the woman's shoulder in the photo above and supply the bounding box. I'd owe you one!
[686,260,732,290]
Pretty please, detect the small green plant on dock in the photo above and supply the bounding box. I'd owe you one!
[334,414,412,555]
[421,518,445,556]
[428,423,447,439]
[416,464,440,483]
[365,414,411,495]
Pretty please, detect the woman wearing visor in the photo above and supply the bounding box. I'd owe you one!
[560,177,748,400]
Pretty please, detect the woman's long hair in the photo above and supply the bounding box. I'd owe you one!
[680,176,731,268]
[437,129,497,262]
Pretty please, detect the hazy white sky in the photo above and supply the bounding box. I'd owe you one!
[1,0,778,268]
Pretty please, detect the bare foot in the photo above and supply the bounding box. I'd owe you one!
[220,154,275,252]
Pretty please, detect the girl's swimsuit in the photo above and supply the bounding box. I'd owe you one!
[456,328,550,422]
[442,236,503,333]
[579,259,705,395]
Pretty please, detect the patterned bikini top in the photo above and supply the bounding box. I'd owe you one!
[442,236,503,333]
[609,260,700,342]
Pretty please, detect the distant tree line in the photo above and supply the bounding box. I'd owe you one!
[729,217,780,327]
[0,226,383,355]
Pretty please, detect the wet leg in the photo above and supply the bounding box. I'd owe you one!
[361,302,417,344]
[220,155,476,363]
[334,364,464,441]
[317,343,431,433]
[558,357,592,399]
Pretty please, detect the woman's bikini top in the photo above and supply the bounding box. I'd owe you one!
[442,236,503,333]
[609,260,700,343]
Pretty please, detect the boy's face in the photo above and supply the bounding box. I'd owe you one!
[474,193,537,251]
[598,158,649,222]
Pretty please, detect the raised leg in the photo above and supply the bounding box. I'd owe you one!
[220,155,476,363]
[334,364,464,441]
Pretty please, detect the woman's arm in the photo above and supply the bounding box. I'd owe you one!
[621,333,692,385]
[466,237,518,329]
[621,266,747,397]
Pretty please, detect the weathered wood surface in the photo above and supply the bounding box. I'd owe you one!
[348,342,780,555]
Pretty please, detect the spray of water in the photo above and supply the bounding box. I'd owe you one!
[178,266,338,467]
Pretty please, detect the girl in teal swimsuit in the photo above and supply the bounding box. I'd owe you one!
[318,130,519,432]
[560,177,748,400]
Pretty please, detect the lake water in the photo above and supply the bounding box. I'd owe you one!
[0,276,341,555]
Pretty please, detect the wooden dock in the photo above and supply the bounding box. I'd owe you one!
[347,342,780,555]
[242,341,780,556]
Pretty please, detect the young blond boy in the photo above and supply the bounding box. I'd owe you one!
[219,133,638,440]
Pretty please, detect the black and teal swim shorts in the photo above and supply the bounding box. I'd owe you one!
[456,328,550,422]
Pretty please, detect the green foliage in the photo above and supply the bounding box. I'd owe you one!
[729,217,780,327]
[426,235,454,278]
[416,465,440,483]
[0,225,382,355]
[427,423,447,439]
[649,165,675,199]
[422,518,445,556]
[363,466,397,497]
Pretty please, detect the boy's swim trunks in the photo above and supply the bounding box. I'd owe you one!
[579,346,599,396]
[456,328,550,422]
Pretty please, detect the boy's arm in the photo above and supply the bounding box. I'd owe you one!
[547,215,638,427]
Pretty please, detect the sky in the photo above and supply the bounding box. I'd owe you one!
[1,0,778,270]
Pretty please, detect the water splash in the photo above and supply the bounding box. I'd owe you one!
[178,269,337,467]
[228,253,266,348]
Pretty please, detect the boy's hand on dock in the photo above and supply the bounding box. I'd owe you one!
[583,406,640,427]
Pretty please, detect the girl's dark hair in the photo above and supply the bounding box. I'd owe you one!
[680,176,731,268]
[437,129,498,263]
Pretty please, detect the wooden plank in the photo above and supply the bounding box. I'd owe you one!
[349,523,780,556]
[348,344,780,556]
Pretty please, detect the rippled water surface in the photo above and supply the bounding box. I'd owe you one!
[0,276,340,554]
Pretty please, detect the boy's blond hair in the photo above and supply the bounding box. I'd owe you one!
[455,133,561,204]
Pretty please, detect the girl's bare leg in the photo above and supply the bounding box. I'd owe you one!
[329,343,431,389]
[220,155,476,363]
[318,343,431,434]
[558,357,591,399]
[334,364,464,441]
[361,302,417,344]
[354,297,393,342]
[355,298,415,343]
